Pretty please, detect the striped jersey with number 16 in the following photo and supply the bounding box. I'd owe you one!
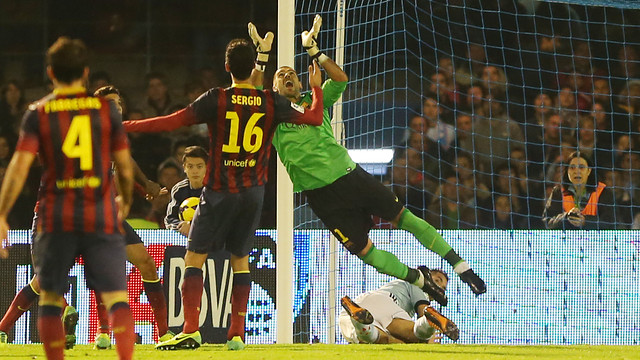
[123,84,324,193]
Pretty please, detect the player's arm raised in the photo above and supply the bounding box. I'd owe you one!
[302,15,348,83]
[0,150,36,258]
[248,22,274,88]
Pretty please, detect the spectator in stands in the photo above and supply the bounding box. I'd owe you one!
[543,151,616,229]
[525,93,554,139]
[387,155,431,220]
[480,65,507,98]
[463,85,485,116]
[555,86,579,128]
[454,151,490,206]
[198,66,220,89]
[614,151,640,213]
[577,115,614,171]
[492,195,527,230]
[453,112,474,157]
[0,80,27,139]
[544,137,578,187]
[601,169,633,228]
[592,101,614,150]
[426,173,475,229]
[527,113,563,181]
[401,115,428,145]
[472,93,525,173]
[491,165,530,226]
[612,80,640,135]
[455,43,486,88]
[612,45,640,94]
[423,96,455,149]
[428,71,458,110]
[139,71,182,117]
[406,131,452,194]
[158,139,190,176]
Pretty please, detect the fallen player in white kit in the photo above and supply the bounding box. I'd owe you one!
[340,268,459,343]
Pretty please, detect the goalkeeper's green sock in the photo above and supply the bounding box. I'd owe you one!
[359,244,410,280]
[397,209,468,273]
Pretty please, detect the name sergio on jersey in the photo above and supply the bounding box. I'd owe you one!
[231,95,262,106]
[224,158,257,168]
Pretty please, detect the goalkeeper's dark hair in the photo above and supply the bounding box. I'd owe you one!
[182,146,209,164]
[46,37,88,84]
[225,38,255,81]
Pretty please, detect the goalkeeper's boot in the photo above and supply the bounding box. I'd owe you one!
[62,305,78,349]
[459,269,486,295]
[226,336,246,350]
[155,331,201,350]
[94,333,112,350]
[418,266,448,306]
[340,296,373,325]
[424,306,459,341]
[158,330,176,343]
[0,330,7,347]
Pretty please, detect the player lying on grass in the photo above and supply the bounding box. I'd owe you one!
[340,269,458,344]
[253,15,486,306]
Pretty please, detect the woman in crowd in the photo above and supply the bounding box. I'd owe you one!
[543,151,616,229]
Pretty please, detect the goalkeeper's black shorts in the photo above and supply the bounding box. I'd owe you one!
[304,165,404,255]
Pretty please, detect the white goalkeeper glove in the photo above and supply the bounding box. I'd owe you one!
[301,14,329,64]
[248,22,274,72]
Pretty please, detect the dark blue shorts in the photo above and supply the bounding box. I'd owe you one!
[32,232,127,295]
[188,186,264,257]
[123,221,143,246]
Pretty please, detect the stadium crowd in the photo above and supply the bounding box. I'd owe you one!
[0,1,639,232]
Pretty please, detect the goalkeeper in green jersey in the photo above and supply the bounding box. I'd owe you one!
[249,17,485,306]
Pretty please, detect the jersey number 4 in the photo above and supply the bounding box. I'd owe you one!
[62,115,93,170]
[222,111,264,154]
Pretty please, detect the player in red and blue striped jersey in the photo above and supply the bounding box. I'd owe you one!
[0,37,135,360]
[123,36,324,351]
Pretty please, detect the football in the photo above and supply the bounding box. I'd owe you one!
[179,197,200,222]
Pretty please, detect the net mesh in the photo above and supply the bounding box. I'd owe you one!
[291,0,640,344]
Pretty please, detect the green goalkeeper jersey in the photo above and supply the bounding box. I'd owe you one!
[272,79,355,192]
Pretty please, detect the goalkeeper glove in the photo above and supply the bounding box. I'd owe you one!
[302,14,329,64]
[248,22,274,72]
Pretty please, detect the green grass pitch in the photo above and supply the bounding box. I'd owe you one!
[1,344,637,360]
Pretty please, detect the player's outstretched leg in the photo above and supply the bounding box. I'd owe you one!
[359,242,448,306]
[0,277,40,340]
[62,305,78,349]
[421,306,459,341]
[341,296,379,343]
[395,209,486,295]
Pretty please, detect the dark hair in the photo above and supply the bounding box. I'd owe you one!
[1,80,26,107]
[157,161,181,177]
[89,71,111,85]
[46,37,88,84]
[562,151,598,193]
[225,38,255,81]
[145,71,167,85]
[93,85,120,97]
[182,146,209,163]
